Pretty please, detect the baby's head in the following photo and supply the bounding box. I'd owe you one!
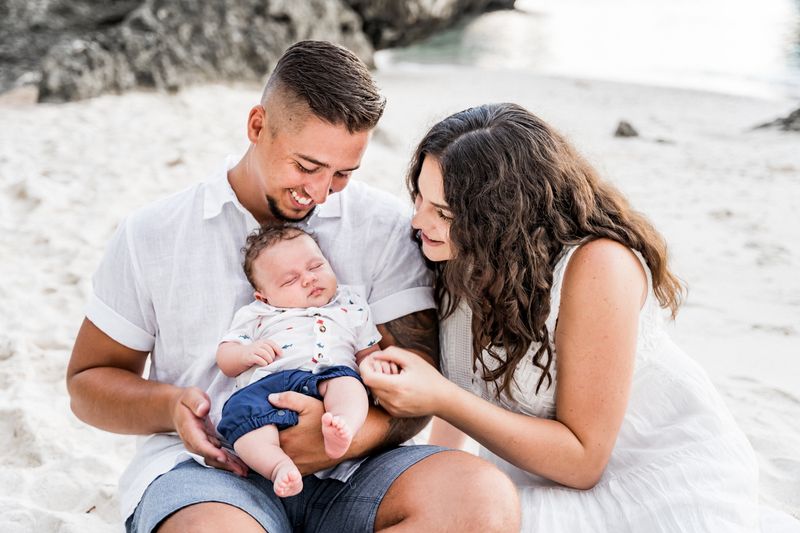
[243,225,337,308]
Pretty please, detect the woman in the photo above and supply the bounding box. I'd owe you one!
[360,103,764,531]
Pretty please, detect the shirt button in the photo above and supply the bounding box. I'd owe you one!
[277,410,286,416]
[302,386,309,392]
[319,325,327,332]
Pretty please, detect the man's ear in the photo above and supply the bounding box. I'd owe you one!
[247,105,266,143]
[254,290,268,304]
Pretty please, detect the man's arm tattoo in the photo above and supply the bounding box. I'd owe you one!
[378,309,440,445]
[380,309,440,368]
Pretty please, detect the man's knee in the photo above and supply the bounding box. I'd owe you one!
[376,450,520,532]
[156,502,266,533]
[459,457,520,532]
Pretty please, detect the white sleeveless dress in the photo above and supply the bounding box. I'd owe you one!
[440,246,771,532]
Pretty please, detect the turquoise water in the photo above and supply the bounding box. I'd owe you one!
[377,0,800,100]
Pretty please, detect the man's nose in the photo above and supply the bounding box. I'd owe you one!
[305,172,334,204]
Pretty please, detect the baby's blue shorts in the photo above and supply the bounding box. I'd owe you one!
[218,365,361,445]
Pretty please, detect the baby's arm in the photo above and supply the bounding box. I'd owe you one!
[216,339,283,377]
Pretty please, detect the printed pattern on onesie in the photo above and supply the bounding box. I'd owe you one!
[220,285,381,389]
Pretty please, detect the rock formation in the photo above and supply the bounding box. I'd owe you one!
[0,0,515,103]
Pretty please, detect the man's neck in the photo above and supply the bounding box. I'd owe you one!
[227,155,274,226]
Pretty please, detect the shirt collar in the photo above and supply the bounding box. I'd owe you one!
[203,155,343,222]
[203,155,240,220]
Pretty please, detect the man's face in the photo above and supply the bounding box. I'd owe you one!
[252,234,338,308]
[248,107,371,223]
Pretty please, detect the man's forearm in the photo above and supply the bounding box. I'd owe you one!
[347,406,430,459]
[378,309,440,368]
[362,308,439,447]
[67,318,182,435]
[68,367,180,435]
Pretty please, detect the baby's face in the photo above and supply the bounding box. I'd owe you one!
[251,234,338,308]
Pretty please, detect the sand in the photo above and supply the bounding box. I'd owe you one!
[0,66,798,531]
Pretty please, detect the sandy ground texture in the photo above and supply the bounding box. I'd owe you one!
[0,66,798,531]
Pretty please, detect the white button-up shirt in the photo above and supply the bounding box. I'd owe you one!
[87,156,434,520]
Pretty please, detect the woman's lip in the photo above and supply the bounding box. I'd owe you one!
[421,232,443,246]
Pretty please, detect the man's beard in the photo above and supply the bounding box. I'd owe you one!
[266,194,315,223]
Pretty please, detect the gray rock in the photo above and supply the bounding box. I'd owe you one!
[1,0,516,103]
[614,120,639,138]
[754,107,800,132]
[344,0,516,48]
[0,0,141,94]
[37,0,373,102]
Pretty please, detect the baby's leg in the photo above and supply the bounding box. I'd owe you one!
[233,425,302,498]
[318,376,368,459]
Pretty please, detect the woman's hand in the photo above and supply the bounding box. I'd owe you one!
[360,346,454,418]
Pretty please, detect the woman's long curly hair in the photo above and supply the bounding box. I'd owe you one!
[407,103,685,397]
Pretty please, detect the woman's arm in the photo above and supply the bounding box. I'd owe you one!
[364,239,646,489]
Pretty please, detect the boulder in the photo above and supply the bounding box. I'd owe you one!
[344,0,516,48]
[0,0,516,103]
[35,0,372,102]
[755,107,800,132]
[614,120,639,138]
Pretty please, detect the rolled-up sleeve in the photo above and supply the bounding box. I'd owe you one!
[368,214,435,325]
[86,217,156,352]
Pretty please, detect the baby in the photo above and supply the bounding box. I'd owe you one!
[216,224,386,497]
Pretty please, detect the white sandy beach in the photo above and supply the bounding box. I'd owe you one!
[0,66,798,531]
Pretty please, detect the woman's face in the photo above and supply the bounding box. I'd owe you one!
[411,156,454,262]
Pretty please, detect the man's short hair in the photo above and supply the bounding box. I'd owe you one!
[263,40,386,133]
[242,224,315,289]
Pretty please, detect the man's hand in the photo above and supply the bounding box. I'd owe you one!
[170,386,248,476]
[268,391,338,475]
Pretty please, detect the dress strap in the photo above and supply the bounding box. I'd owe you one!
[544,246,580,334]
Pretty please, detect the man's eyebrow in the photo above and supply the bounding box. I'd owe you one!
[295,153,360,172]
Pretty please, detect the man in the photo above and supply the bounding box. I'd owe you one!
[67,40,519,532]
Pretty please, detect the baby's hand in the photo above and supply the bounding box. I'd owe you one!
[363,355,400,375]
[242,339,283,367]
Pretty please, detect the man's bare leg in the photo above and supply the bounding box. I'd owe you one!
[374,450,520,533]
[157,502,266,533]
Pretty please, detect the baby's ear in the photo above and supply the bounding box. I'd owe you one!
[254,290,267,303]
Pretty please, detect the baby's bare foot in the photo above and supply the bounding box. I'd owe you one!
[321,412,353,459]
[271,459,302,498]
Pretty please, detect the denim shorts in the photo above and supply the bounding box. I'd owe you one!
[126,445,447,533]
[218,365,362,445]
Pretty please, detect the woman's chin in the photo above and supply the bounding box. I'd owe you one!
[422,246,450,262]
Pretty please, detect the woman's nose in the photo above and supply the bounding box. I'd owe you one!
[411,208,424,230]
